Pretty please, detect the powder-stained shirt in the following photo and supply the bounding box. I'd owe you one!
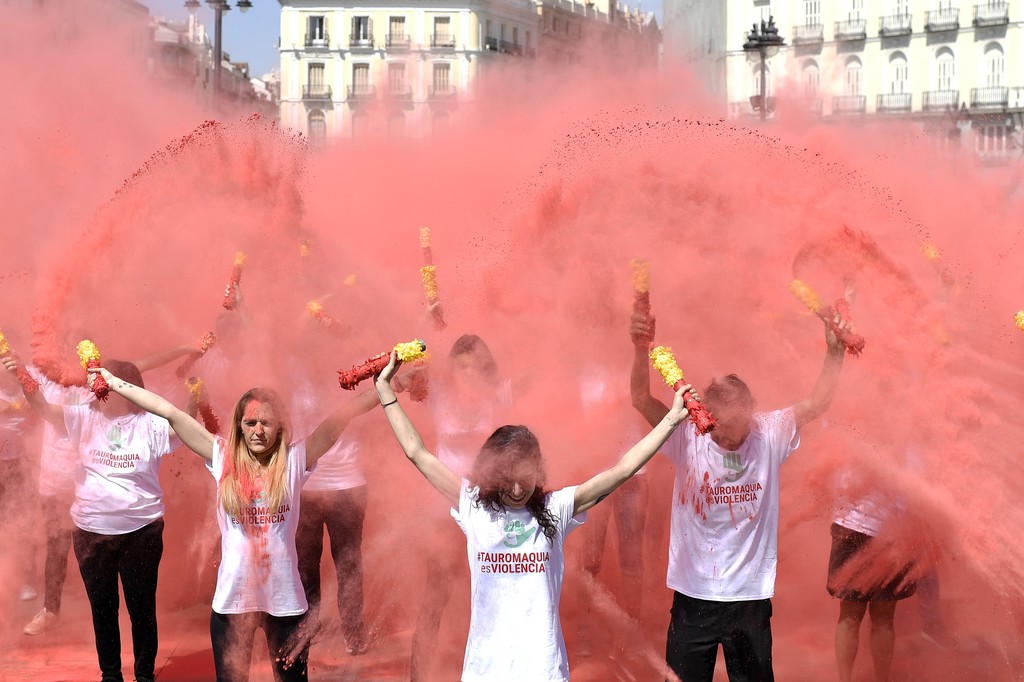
[64,404,174,534]
[662,408,799,601]
[208,437,312,616]
[453,481,584,682]
[31,365,89,495]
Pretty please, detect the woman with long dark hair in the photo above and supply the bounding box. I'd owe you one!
[374,352,692,681]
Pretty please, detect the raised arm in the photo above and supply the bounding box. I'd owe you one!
[793,316,846,429]
[374,352,460,506]
[96,367,216,462]
[1,356,65,434]
[629,310,670,427]
[574,384,690,516]
[304,389,380,469]
[131,344,202,374]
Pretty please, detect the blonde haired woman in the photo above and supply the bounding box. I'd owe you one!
[93,368,379,682]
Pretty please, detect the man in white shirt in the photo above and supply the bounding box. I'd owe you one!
[629,308,846,681]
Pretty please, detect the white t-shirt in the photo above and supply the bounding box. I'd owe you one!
[431,379,512,476]
[31,366,90,495]
[291,383,366,492]
[453,481,585,682]
[64,404,175,535]
[0,383,28,462]
[207,437,313,616]
[662,408,799,601]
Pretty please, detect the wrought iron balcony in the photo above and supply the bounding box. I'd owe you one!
[834,19,867,41]
[499,39,514,53]
[832,95,866,114]
[431,34,456,49]
[974,2,1009,27]
[484,36,499,51]
[925,8,959,31]
[429,85,457,99]
[876,93,912,112]
[349,34,374,50]
[971,86,1009,108]
[792,24,824,45]
[304,32,330,49]
[347,84,377,100]
[922,90,959,111]
[385,85,412,99]
[878,14,912,37]
[302,85,332,100]
[386,33,411,49]
[748,95,776,114]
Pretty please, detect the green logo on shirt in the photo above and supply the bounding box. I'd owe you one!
[722,452,745,482]
[106,425,126,452]
[503,518,536,548]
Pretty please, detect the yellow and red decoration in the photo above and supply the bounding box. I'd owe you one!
[222,251,247,310]
[76,339,109,401]
[420,227,447,331]
[338,339,428,390]
[1014,310,1024,332]
[175,331,217,378]
[0,330,38,394]
[185,376,220,434]
[649,345,716,435]
[790,279,865,356]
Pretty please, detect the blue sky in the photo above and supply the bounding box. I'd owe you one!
[144,0,663,77]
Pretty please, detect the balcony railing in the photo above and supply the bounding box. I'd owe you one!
[386,33,411,49]
[925,8,959,31]
[834,19,867,41]
[876,92,912,112]
[971,86,1009,108]
[923,90,959,111]
[499,39,514,53]
[431,33,456,49]
[304,33,330,49]
[484,36,499,51]
[749,95,777,114]
[429,85,457,99]
[302,85,332,100]
[832,94,866,114]
[792,23,824,45]
[878,14,912,37]
[385,85,413,99]
[349,34,374,50]
[347,84,376,100]
[974,2,1009,27]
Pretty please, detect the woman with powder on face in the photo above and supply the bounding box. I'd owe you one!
[86,365,382,682]
[374,351,693,682]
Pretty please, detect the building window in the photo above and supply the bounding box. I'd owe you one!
[352,16,372,44]
[846,0,864,20]
[435,16,452,40]
[976,125,1009,156]
[844,57,862,95]
[888,52,908,93]
[388,62,406,94]
[352,62,370,95]
[308,110,326,146]
[984,42,1005,88]
[935,46,955,91]
[307,15,327,43]
[889,0,910,14]
[308,63,325,86]
[390,16,406,39]
[433,62,451,94]
[751,64,772,96]
[526,30,532,49]
[801,60,820,97]
[513,27,519,47]
[804,0,821,24]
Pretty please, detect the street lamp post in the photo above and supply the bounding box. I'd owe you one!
[185,0,253,104]
[743,16,785,122]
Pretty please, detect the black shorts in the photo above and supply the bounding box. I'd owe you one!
[827,523,916,602]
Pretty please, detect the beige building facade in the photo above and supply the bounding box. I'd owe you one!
[279,0,659,142]
[664,1,1024,160]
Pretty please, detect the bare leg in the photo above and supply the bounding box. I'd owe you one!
[835,600,867,682]
[868,600,897,682]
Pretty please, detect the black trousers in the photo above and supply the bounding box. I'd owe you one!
[295,486,366,643]
[665,591,774,682]
[41,494,74,614]
[210,610,308,682]
[73,519,164,682]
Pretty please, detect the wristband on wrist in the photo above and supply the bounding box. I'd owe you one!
[381,398,398,408]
